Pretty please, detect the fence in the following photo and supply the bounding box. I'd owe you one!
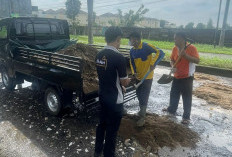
[73,26,232,47]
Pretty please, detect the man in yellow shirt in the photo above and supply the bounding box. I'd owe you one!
[129,32,165,126]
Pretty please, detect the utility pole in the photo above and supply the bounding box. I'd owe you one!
[87,0,93,44]
[8,0,12,17]
[219,0,230,47]
[213,0,222,48]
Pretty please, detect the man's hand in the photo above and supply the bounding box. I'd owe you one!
[132,73,137,79]
[120,78,131,87]
[170,60,175,67]
[122,86,126,94]
[179,48,186,57]
[171,68,177,73]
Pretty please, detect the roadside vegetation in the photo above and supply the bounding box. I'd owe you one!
[72,35,232,55]
[71,35,232,69]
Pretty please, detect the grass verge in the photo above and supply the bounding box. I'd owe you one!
[71,35,232,69]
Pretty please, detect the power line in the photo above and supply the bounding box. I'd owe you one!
[93,0,169,12]
[81,0,139,9]
[94,0,138,8]
[92,0,169,11]
[38,0,169,13]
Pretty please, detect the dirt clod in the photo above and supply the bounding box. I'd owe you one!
[119,114,199,153]
[194,83,232,110]
[57,43,99,94]
[194,73,219,82]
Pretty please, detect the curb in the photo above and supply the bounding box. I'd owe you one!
[159,61,232,78]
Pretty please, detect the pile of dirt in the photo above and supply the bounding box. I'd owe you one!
[194,83,232,110]
[57,43,99,93]
[119,114,199,153]
[194,73,219,82]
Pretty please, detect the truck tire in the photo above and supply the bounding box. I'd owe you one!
[1,68,16,91]
[44,87,62,116]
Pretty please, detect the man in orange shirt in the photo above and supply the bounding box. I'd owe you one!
[163,32,200,124]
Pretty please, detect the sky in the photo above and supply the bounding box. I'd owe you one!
[31,0,232,27]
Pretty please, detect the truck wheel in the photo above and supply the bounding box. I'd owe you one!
[44,87,62,116]
[1,69,16,91]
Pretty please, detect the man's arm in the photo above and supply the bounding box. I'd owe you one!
[116,54,131,87]
[182,52,199,64]
[179,47,200,64]
[147,43,165,70]
[129,51,137,75]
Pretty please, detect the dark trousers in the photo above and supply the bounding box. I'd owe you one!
[167,76,193,120]
[95,102,123,157]
[136,79,153,108]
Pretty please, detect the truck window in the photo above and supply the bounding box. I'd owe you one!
[34,23,50,36]
[14,19,68,40]
[15,22,22,35]
[25,23,34,36]
[0,26,7,39]
[51,22,65,35]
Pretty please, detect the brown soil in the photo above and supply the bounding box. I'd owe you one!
[119,114,199,152]
[194,83,232,110]
[194,73,219,82]
[57,43,99,93]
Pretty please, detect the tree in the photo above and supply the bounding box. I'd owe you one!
[65,0,81,34]
[196,23,206,29]
[108,20,117,26]
[118,4,149,27]
[185,22,194,29]
[178,25,184,29]
[207,18,214,29]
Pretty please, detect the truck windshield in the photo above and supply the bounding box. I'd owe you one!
[15,20,66,39]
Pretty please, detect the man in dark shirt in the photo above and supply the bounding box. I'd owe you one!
[94,26,131,157]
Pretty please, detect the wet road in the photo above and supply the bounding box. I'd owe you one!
[125,66,232,157]
[1,66,232,157]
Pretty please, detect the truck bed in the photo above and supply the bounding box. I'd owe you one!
[14,46,137,108]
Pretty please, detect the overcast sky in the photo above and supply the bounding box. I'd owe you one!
[31,0,232,27]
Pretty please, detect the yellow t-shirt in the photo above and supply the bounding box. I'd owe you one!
[130,42,165,80]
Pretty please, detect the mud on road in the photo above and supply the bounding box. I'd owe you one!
[0,66,232,157]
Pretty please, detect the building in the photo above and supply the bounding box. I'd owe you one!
[96,13,120,27]
[164,22,176,28]
[138,17,160,28]
[0,0,32,18]
[95,12,160,28]
[36,9,88,26]
[34,9,161,28]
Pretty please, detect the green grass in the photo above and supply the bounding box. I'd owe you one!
[199,57,232,69]
[71,35,232,55]
[71,35,232,69]
[163,51,232,69]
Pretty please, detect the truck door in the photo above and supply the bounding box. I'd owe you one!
[0,20,14,77]
[12,19,34,75]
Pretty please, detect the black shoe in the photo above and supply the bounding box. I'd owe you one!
[123,108,127,116]
[94,152,102,157]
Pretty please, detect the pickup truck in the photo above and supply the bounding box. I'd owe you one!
[0,17,136,115]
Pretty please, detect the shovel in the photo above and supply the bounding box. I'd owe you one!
[134,70,152,89]
[157,43,192,84]
[157,55,181,84]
